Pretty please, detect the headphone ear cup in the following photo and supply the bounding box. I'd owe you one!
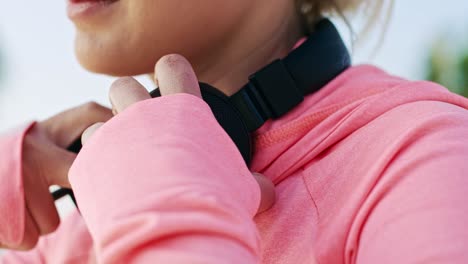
[149,83,253,165]
[198,82,253,165]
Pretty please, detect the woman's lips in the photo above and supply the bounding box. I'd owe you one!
[67,0,119,22]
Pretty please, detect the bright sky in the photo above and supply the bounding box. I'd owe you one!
[0,0,467,131]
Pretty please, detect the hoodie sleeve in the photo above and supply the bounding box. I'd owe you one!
[0,122,36,248]
[0,122,91,264]
[68,93,262,264]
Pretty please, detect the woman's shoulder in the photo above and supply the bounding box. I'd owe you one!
[255,63,468,147]
[326,64,468,152]
[346,64,468,128]
[323,65,468,126]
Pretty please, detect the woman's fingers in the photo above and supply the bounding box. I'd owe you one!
[40,102,113,149]
[24,125,75,188]
[83,77,151,144]
[95,54,202,142]
[107,54,201,117]
[252,173,276,214]
[81,122,104,145]
[109,77,151,114]
[45,146,76,188]
[84,77,151,144]
[22,135,61,235]
[17,210,40,251]
[154,54,201,98]
[27,101,113,189]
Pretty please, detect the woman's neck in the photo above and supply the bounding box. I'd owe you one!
[192,1,304,96]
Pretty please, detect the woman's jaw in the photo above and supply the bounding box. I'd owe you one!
[68,0,304,95]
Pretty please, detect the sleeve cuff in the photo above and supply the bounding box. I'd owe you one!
[0,121,37,247]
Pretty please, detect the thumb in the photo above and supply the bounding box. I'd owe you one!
[81,122,104,146]
[252,172,276,214]
[44,145,76,188]
[23,127,75,188]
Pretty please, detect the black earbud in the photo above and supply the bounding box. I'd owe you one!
[52,18,351,206]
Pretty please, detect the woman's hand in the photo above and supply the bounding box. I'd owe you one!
[4,102,113,250]
[82,54,275,214]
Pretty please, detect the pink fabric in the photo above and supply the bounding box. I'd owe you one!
[2,65,468,263]
[0,122,35,248]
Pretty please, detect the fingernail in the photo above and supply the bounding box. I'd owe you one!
[109,77,151,113]
[154,54,201,97]
[81,123,104,145]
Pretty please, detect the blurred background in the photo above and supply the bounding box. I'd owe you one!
[0,0,467,251]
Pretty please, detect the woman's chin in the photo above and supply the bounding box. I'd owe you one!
[74,45,153,77]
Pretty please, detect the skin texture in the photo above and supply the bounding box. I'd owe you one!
[72,0,304,95]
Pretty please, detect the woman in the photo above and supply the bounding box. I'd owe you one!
[1,0,468,263]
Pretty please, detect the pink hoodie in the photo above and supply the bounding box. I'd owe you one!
[2,65,468,263]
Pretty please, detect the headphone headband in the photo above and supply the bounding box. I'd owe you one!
[229,18,351,131]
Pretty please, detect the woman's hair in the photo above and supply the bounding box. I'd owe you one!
[295,0,393,49]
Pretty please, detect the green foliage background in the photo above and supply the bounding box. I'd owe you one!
[426,37,468,97]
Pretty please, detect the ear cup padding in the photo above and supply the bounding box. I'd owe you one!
[198,83,252,165]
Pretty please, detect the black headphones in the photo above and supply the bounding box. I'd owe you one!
[52,18,351,205]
